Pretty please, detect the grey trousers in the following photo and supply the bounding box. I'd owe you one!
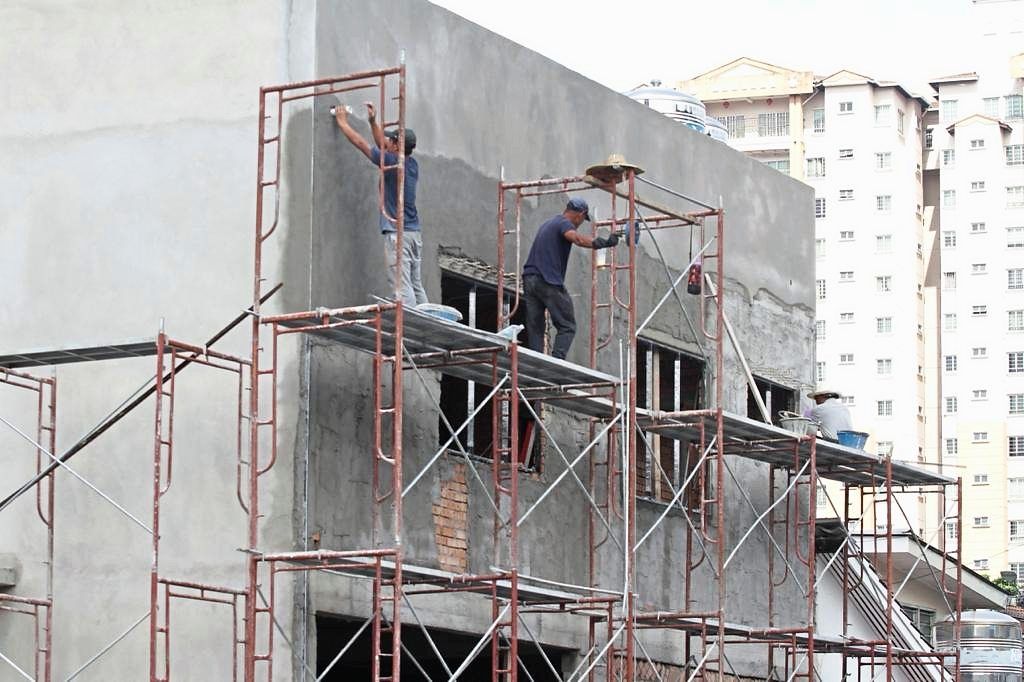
[383,231,428,308]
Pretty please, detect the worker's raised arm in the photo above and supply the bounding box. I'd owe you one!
[365,102,385,149]
[334,106,374,160]
[564,229,619,250]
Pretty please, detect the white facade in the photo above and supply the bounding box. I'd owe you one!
[931,61,1024,579]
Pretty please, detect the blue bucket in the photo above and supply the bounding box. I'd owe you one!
[837,430,869,449]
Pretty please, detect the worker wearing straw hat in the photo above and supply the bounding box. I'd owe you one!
[806,387,853,441]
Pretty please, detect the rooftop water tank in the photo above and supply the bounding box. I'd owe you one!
[705,116,729,142]
[625,81,706,134]
[933,609,1022,681]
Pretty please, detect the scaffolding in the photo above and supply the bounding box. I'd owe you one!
[0,63,964,681]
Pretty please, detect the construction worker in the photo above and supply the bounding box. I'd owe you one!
[522,198,619,360]
[334,102,427,308]
[806,387,853,440]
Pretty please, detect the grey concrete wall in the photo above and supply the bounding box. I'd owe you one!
[0,0,314,679]
[299,0,816,677]
[1,0,814,679]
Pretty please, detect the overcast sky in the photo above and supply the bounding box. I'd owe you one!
[430,0,1020,96]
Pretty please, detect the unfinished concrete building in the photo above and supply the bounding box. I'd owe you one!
[1,1,964,680]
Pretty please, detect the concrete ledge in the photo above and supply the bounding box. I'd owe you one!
[0,553,21,588]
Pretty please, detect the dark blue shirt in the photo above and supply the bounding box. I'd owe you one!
[523,215,574,287]
[369,148,420,233]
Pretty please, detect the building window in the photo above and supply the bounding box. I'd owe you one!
[876,234,892,253]
[942,231,957,248]
[807,157,826,178]
[943,313,957,331]
[972,305,987,317]
[970,138,986,150]
[974,516,990,528]
[971,221,987,234]
[942,149,955,166]
[815,198,826,218]
[815,320,826,341]
[1008,227,1024,249]
[972,263,988,274]
[877,400,893,417]
[897,109,905,134]
[838,148,854,160]
[1006,94,1023,120]
[876,275,891,292]
[924,128,934,148]
[876,441,893,456]
[839,229,854,240]
[945,438,958,455]
[1012,520,1024,541]
[816,279,826,300]
[972,431,990,442]
[1010,393,1024,415]
[1010,351,1024,373]
[840,395,855,406]
[815,238,826,258]
[972,389,988,400]
[815,361,825,383]
[1007,145,1024,166]
[636,340,709,503]
[941,99,958,122]
[943,272,956,290]
[946,521,959,539]
[942,190,956,208]
[1011,436,1024,457]
[874,104,891,125]
[840,353,854,364]
[722,114,746,139]
[1010,268,1024,290]
[839,188,854,200]
[973,559,990,571]
[970,181,986,192]
[983,97,1000,117]
[1008,186,1024,207]
[876,317,892,333]
[944,355,958,372]
[1010,480,1024,500]
[763,158,790,174]
[839,312,854,323]
[839,101,853,114]
[840,270,855,281]
[875,151,892,169]
[1010,310,1024,331]
[812,108,825,133]
[876,195,892,211]
[945,396,958,414]
[757,111,789,137]
[972,347,988,358]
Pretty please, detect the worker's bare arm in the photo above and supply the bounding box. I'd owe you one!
[335,107,374,160]
[365,102,386,149]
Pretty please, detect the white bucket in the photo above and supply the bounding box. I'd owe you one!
[778,411,815,436]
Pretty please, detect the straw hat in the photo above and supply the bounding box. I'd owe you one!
[585,153,645,184]
[806,387,843,399]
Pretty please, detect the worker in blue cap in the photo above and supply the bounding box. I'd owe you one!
[521,198,619,360]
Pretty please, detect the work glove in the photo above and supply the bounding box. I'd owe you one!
[592,233,620,249]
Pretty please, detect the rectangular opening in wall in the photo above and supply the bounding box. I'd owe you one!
[636,339,706,504]
[748,377,798,424]
[437,269,540,468]
[316,613,567,680]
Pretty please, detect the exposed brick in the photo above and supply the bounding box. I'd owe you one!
[432,464,468,572]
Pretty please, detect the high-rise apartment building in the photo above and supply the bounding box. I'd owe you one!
[679,59,935,535]
[928,15,1024,578]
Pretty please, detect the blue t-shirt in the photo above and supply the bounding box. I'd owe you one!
[369,147,420,233]
[522,215,574,287]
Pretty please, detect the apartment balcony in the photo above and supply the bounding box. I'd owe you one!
[721,114,791,153]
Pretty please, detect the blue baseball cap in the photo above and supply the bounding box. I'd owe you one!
[566,197,591,221]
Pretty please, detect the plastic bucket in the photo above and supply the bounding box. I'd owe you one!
[837,430,869,449]
[778,411,815,436]
[416,303,463,322]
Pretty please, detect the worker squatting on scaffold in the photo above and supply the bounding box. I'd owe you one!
[334,102,428,308]
[521,197,620,360]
